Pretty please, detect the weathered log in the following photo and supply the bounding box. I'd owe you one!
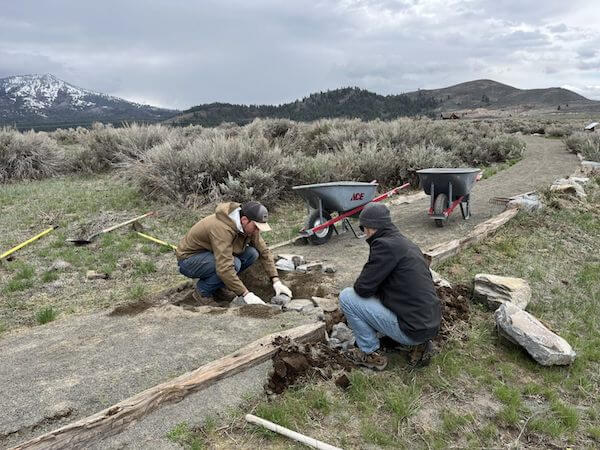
[13,323,326,450]
[424,208,519,266]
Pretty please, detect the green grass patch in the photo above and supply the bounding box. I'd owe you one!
[36,306,58,324]
[127,284,148,300]
[166,422,206,449]
[41,270,59,283]
[132,259,157,277]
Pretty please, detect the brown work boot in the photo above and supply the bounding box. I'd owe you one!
[346,348,388,371]
[408,340,434,368]
[214,287,237,303]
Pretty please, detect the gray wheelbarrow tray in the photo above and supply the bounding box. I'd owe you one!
[416,168,481,227]
[292,181,409,244]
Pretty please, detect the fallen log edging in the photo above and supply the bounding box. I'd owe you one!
[12,323,326,450]
[424,208,519,266]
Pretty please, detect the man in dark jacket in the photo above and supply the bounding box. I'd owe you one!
[340,203,441,370]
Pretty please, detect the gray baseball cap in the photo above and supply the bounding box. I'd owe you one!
[241,201,272,232]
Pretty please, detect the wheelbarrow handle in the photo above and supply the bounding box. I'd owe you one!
[307,183,410,234]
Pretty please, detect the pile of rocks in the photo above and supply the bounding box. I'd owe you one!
[473,273,576,366]
[274,254,336,274]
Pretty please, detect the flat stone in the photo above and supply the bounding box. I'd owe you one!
[328,322,355,350]
[277,254,305,268]
[430,269,452,289]
[284,299,314,312]
[323,265,336,274]
[51,260,71,271]
[507,194,543,213]
[495,303,576,366]
[275,259,295,271]
[271,294,291,306]
[86,270,109,280]
[311,296,339,312]
[550,178,586,198]
[296,262,323,273]
[474,274,531,310]
[581,160,600,175]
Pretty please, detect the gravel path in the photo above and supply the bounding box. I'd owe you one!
[0,306,313,448]
[0,136,578,449]
[286,136,579,288]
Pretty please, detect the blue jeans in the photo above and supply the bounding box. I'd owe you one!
[339,287,418,353]
[178,246,259,296]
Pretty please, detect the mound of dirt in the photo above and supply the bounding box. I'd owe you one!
[435,284,471,343]
[239,264,338,300]
[266,336,356,394]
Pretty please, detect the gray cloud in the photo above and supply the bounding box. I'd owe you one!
[1,0,599,108]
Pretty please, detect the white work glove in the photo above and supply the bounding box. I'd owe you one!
[243,292,266,305]
[273,280,293,298]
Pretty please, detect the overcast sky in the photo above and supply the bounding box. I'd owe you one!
[1,0,599,109]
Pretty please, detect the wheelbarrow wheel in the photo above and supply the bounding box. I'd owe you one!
[306,210,333,245]
[433,193,447,228]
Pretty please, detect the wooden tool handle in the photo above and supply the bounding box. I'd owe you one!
[101,212,155,233]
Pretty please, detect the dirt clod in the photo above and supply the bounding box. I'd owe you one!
[435,284,471,343]
[267,336,356,394]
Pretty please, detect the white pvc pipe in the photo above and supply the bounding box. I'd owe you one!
[245,414,343,450]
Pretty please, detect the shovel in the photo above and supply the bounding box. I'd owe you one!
[67,212,155,245]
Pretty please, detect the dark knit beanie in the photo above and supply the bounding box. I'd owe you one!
[359,203,392,229]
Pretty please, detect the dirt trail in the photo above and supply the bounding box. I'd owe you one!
[289,136,579,288]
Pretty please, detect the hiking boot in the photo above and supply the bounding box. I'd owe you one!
[380,336,413,353]
[214,287,237,303]
[346,348,388,371]
[408,340,434,368]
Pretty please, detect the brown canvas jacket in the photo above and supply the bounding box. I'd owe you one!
[176,202,278,295]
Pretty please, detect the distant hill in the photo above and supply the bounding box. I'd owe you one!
[171,80,600,126]
[169,87,440,127]
[0,74,178,130]
[409,79,596,111]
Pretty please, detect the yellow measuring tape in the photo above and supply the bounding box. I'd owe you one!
[1,226,57,260]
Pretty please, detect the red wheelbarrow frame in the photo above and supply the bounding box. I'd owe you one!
[427,172,482,221]
[300,182,410,238]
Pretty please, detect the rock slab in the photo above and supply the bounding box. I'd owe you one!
[311,296,339,312]
[474,274,531,310]
[284,299,314,312]
[430,268,452,289]
[495,303,576,366]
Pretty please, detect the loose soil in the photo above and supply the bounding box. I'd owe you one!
[266,284,471,395]
[266,336,357,394]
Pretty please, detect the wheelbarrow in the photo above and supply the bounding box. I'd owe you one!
[416,168,481,227]
[293,181,410,244]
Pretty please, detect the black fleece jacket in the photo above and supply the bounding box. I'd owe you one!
[353,225,441,342]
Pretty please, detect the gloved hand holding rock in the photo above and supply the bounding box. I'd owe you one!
[273,278,292,298]
[243,292,266,305]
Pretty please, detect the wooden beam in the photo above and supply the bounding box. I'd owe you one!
[424,208,519,266]
[13,323,326,450]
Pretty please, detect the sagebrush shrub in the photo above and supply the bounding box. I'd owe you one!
[0,128,65,182]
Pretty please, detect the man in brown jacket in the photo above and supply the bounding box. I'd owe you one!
[176,201,292,304]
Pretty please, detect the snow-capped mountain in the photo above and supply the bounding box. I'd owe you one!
[0,74,177,128]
